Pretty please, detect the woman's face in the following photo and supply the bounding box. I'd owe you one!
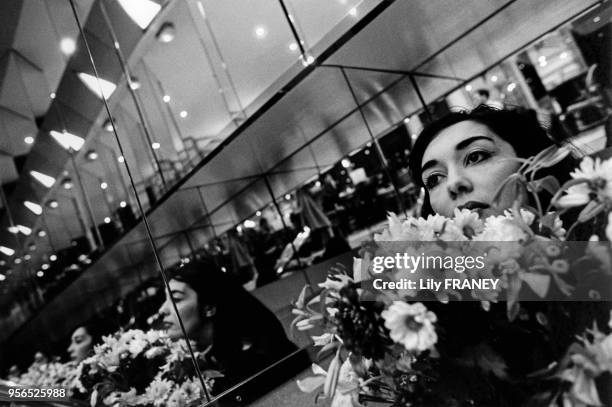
[67,327,93,362]
[158,280,201,340]
[420,120,521,217]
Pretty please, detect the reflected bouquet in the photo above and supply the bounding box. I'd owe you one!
[73,329,218,407]
[294,149,612,406]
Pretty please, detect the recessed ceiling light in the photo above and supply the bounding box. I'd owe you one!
[118,155,125,163]
[14,258,22,264]
[285,194,291,200]
[341,158,351,168]
[256,211,262,216]
[593,16,601,23]
[46,199,59,209]
[156,22,176,43]
[50,254,57,261]
[560,51,568,59]
[179,110,188,118]
[104,217,111,224]
[36,270,44,277]
[288,42,298,52]
[62,178,74,190]
[23,254,31,261]
[491,75,498,82]
[117,0,161,29]
[465,85,473,92]
[60,37,76,55]
[41,263,49,270]
[507,83,517,92]
[129,76,141,90]
[86,150,99,161]
[100,182,108,190]
[102,118,115,132]
[0,274,5,281]
[254,25,267,39]
[119,201,127,208]
[50,92,56,99]
[30,171,56,188]
[162,95,171,103]
[152,142,161,150]
[348,7,357,17]
[37,229,47,238]
[24,136,34,144]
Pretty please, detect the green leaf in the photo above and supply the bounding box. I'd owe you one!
[531,175,561,196]
[577,201,605,223]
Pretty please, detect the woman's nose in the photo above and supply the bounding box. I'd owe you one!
[446,170,473,199]
[158,300,170,317]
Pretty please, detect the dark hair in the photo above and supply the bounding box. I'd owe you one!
[169,258,296,380]
[408,105,577,215]
[72,319,112,346]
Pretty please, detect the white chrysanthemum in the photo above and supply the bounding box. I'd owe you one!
[557,157,612,207]
[473,214,528,242]
[381,301,437,352]
[452,208,484,238]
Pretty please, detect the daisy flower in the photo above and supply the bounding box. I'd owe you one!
[381,302,437,352]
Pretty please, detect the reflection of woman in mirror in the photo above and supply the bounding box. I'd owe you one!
[158,258,309,401]
[67,323,107,363]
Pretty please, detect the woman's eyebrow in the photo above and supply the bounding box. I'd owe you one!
[421,159,439,176]
[455,135,493,151]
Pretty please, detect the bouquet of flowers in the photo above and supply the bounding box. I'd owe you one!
[73,329,219,407]
[13,352,80,390]
[293,148,612,406]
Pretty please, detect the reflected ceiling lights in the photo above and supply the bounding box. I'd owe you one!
[24,201,43,215]
[9,225,32,236]
[50,254,57,262]
[0,246,15,256]
[156,22,176,43]
[129,76,141,90]
[117,0,161,29]
[254,25,267,39]
[86,150,99,161]
[179,110,188,118]
[50,130,85,151]
[30,171,56,188]
[24,136,34,144]
[62,178,74,190]
[103,118,115,132]
[78,73,117,99]
[46,199,59,209]
[60,37,76,55]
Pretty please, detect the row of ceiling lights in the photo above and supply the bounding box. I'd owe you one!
[0,0,171,279]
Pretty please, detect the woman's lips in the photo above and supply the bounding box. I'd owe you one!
[456,201,490,211]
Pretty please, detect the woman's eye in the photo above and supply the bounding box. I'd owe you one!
[465,151,491,165]
[424,173,443,190]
